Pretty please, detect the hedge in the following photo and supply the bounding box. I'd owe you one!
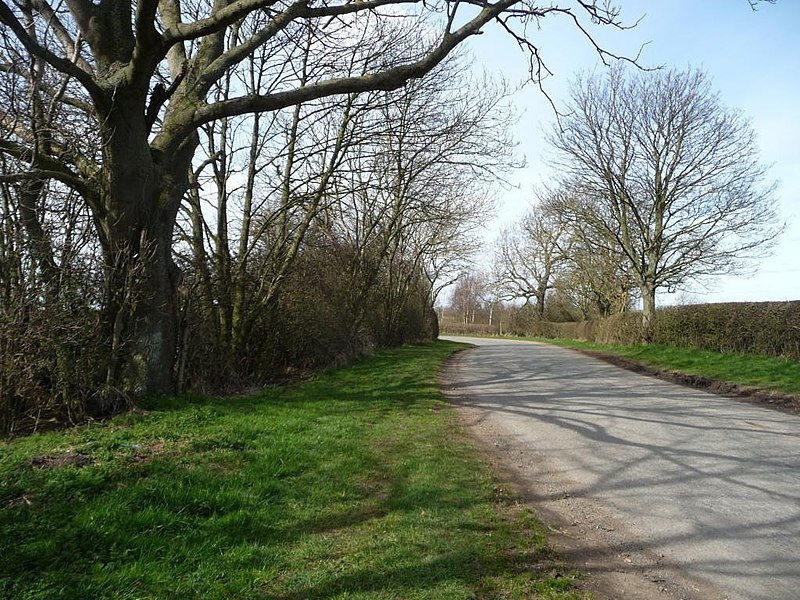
[439,322,501,337]
[514,302,800,360]
[653,302,800,359]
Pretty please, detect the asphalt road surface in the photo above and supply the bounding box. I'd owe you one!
[440,336,800,600]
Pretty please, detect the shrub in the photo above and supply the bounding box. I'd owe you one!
[0,297,108,435]
[512,301,800,360]
[653,302,800,359]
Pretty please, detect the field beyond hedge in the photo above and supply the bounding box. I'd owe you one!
[0,341,584,600]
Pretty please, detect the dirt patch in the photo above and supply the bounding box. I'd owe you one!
[125,440,169,463]
[28,450,94,469]
[573,348,800,416]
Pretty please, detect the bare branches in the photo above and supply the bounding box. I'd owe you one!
[175,0,519,149]
[0,1,101,98]
[29,0,93,73]
[495,203,571,316]
[192,1,308,95]
[748,0,776,10]
[559,6,646,67]
[0,139,100,215]
[161,0,281,48]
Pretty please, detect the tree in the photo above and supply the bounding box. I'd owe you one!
[176,24,369,386]
[495,202,569,318]
[557,238,635,319]
[450,271,486,325]
[478,274,505,327]
[536,188,635,319]
[547,65,783,335]
[176,43,509,385]
[0,20,109,428]
[0,0,629,396]
[323,55,509,343]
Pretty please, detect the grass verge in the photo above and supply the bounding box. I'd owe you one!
[539,338,800,398]
[1,340,584,600]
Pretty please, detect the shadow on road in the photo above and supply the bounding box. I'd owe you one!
[443,339,800,600]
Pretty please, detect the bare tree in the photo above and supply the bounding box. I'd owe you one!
[177,22,371,385]
[0,15,109,429]
[477,270,507,327]
[535,188,634,319]
[547,65,783,335]
[557,236,635,319]
[495,202,570,318]
[450,271,486,325]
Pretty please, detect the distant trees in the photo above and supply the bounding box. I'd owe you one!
[546,66,782,334]
[556,236,635,319]
[451,272,486,325]
[445,268,512,331]
[495,65,782,336]
[322,55,510,346]
[493,187,635,322]
[495,200,569,318]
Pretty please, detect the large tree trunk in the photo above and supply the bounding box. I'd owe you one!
[97,93,192,397]
[103,219,180,396]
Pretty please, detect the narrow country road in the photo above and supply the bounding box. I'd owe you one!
[440,336,800,600]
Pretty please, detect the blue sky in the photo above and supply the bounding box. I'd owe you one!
[466,0,800,303]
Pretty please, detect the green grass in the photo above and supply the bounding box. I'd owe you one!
[538,338,800,397]
[0,341,584,600]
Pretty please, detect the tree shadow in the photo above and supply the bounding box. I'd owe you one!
[445,341,800,599]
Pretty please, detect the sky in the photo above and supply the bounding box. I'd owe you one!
[464,0,800,304]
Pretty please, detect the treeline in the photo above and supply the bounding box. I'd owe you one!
[440,301,800,361]
[0,39,511,434]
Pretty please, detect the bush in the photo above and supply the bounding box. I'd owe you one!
[512,301,800,360]
[0,298,108,435]
[439,322,501,336]
[654,302,800,359]
[178,242,441,394]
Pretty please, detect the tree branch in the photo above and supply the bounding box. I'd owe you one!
[0,139,99,206]
[194,0,308,94]
[29,0,93,73]
[131,0,164,85]
[0,1,103,99]
[161,0,281,48]
[0,62,94,113]
[168,0,519,151]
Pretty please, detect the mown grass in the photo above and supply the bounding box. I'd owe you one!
[0,340,583,600]
[538,338,800,397]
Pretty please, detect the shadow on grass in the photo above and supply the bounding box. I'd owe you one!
[266,551,515,600]
[1,452,556,598]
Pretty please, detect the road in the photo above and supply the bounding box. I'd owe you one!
[440,336,800,600]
